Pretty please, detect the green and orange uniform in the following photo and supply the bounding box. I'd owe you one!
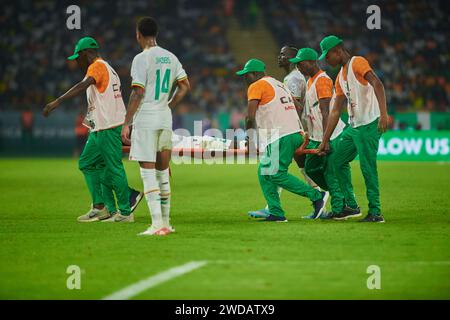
[320,37,383,216]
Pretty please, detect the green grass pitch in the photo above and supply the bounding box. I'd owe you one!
[0,158,449,299]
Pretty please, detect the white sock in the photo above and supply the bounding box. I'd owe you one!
[301,168,320,190]
[156,168,171,227]
[277,186,283,196]
[140,168,162,228]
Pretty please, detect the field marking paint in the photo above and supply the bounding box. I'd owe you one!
[102,261,207,300]
[212,260,450,266]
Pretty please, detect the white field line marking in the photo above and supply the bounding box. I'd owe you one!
[212,260,450,266]
[102,261,207,300]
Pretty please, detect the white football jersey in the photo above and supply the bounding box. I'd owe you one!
[131,46,187,130]
[283,68,307,128]
[283,68,306,103]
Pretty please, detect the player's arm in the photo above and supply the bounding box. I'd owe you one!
[365,71,388,133]
[317,94,346,156]
[318,97,331,134]
[294,78,307,130]
[245,100,258,130]
[121,86,145,145]
[292,96,303,115]
[245,99,259,149]
[122,54,148,144]
[296,78,306,111]
[168,78,190,108]
[316,77,333,138]
[287,77,305,117]
[43,77,95,117]
[292,97,308,132]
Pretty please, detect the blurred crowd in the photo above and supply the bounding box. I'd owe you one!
[0,0,245,126]
[1,0,448,124]
[260,0,449,113]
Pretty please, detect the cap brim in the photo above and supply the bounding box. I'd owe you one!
[236,69,248,76]
[318,50,328,60]
[319,39,343,60]
[289,57,301,63]
[67,53,79,61]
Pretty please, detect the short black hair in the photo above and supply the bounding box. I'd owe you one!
[137,17,158,37]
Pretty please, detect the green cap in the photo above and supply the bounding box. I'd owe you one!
[67,37,100,60]
[236,59,266,75]
[318,35,343,60]
[289,48,318,63]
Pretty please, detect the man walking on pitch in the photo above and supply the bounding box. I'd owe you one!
[248,45,326,219]
[290,47,359,219]
[43,37,142,222]
[237,59,327,222]
[317,35,389,222]
[121,17,190,236]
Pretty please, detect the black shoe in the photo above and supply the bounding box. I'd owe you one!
[311,191,329,219]
[320,211,336,220]
[129,188,144,213]
[261,214,288,222]
[332,206,361,220]
[359,214,385,223]
[341,206,362,218]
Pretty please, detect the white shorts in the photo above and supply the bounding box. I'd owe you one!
[129,128,173,162]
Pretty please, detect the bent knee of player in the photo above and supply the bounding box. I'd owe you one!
[271,171,288,184]
[78,159,90,172]
[304,165,315,177]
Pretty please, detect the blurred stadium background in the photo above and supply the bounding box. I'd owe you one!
[0,0,449,158]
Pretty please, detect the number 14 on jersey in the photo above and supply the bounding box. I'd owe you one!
[155,69,171,100]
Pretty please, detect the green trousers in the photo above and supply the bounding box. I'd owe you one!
[78,126,131,215]
[304,133,356,214]
[332,119,382,215]
[258,132,322,217]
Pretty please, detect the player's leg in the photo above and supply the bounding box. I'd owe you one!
[77,132,116,221]
[339,162,358,209]
[129,128,169,235]
[78,133,104,208]
[303,141,327,190]
[331,127,360,220]
[303,140,332,218]
[267,133,326,218]
[99,172,118,217]
[294,153,320,190]
[97,126,132,221]
[354,119,384,222]
[85,132,142,216]
[323,142,345,217]
[155,129,173,230]
[257,159,286,221]
[249,145,283,218]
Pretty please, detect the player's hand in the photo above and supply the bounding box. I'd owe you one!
[244,136,249,148]
[317,141,330,156]
[378,114,389,133]
[121,125,131,145]
[43,99,60,117]
[245,136,259,155]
